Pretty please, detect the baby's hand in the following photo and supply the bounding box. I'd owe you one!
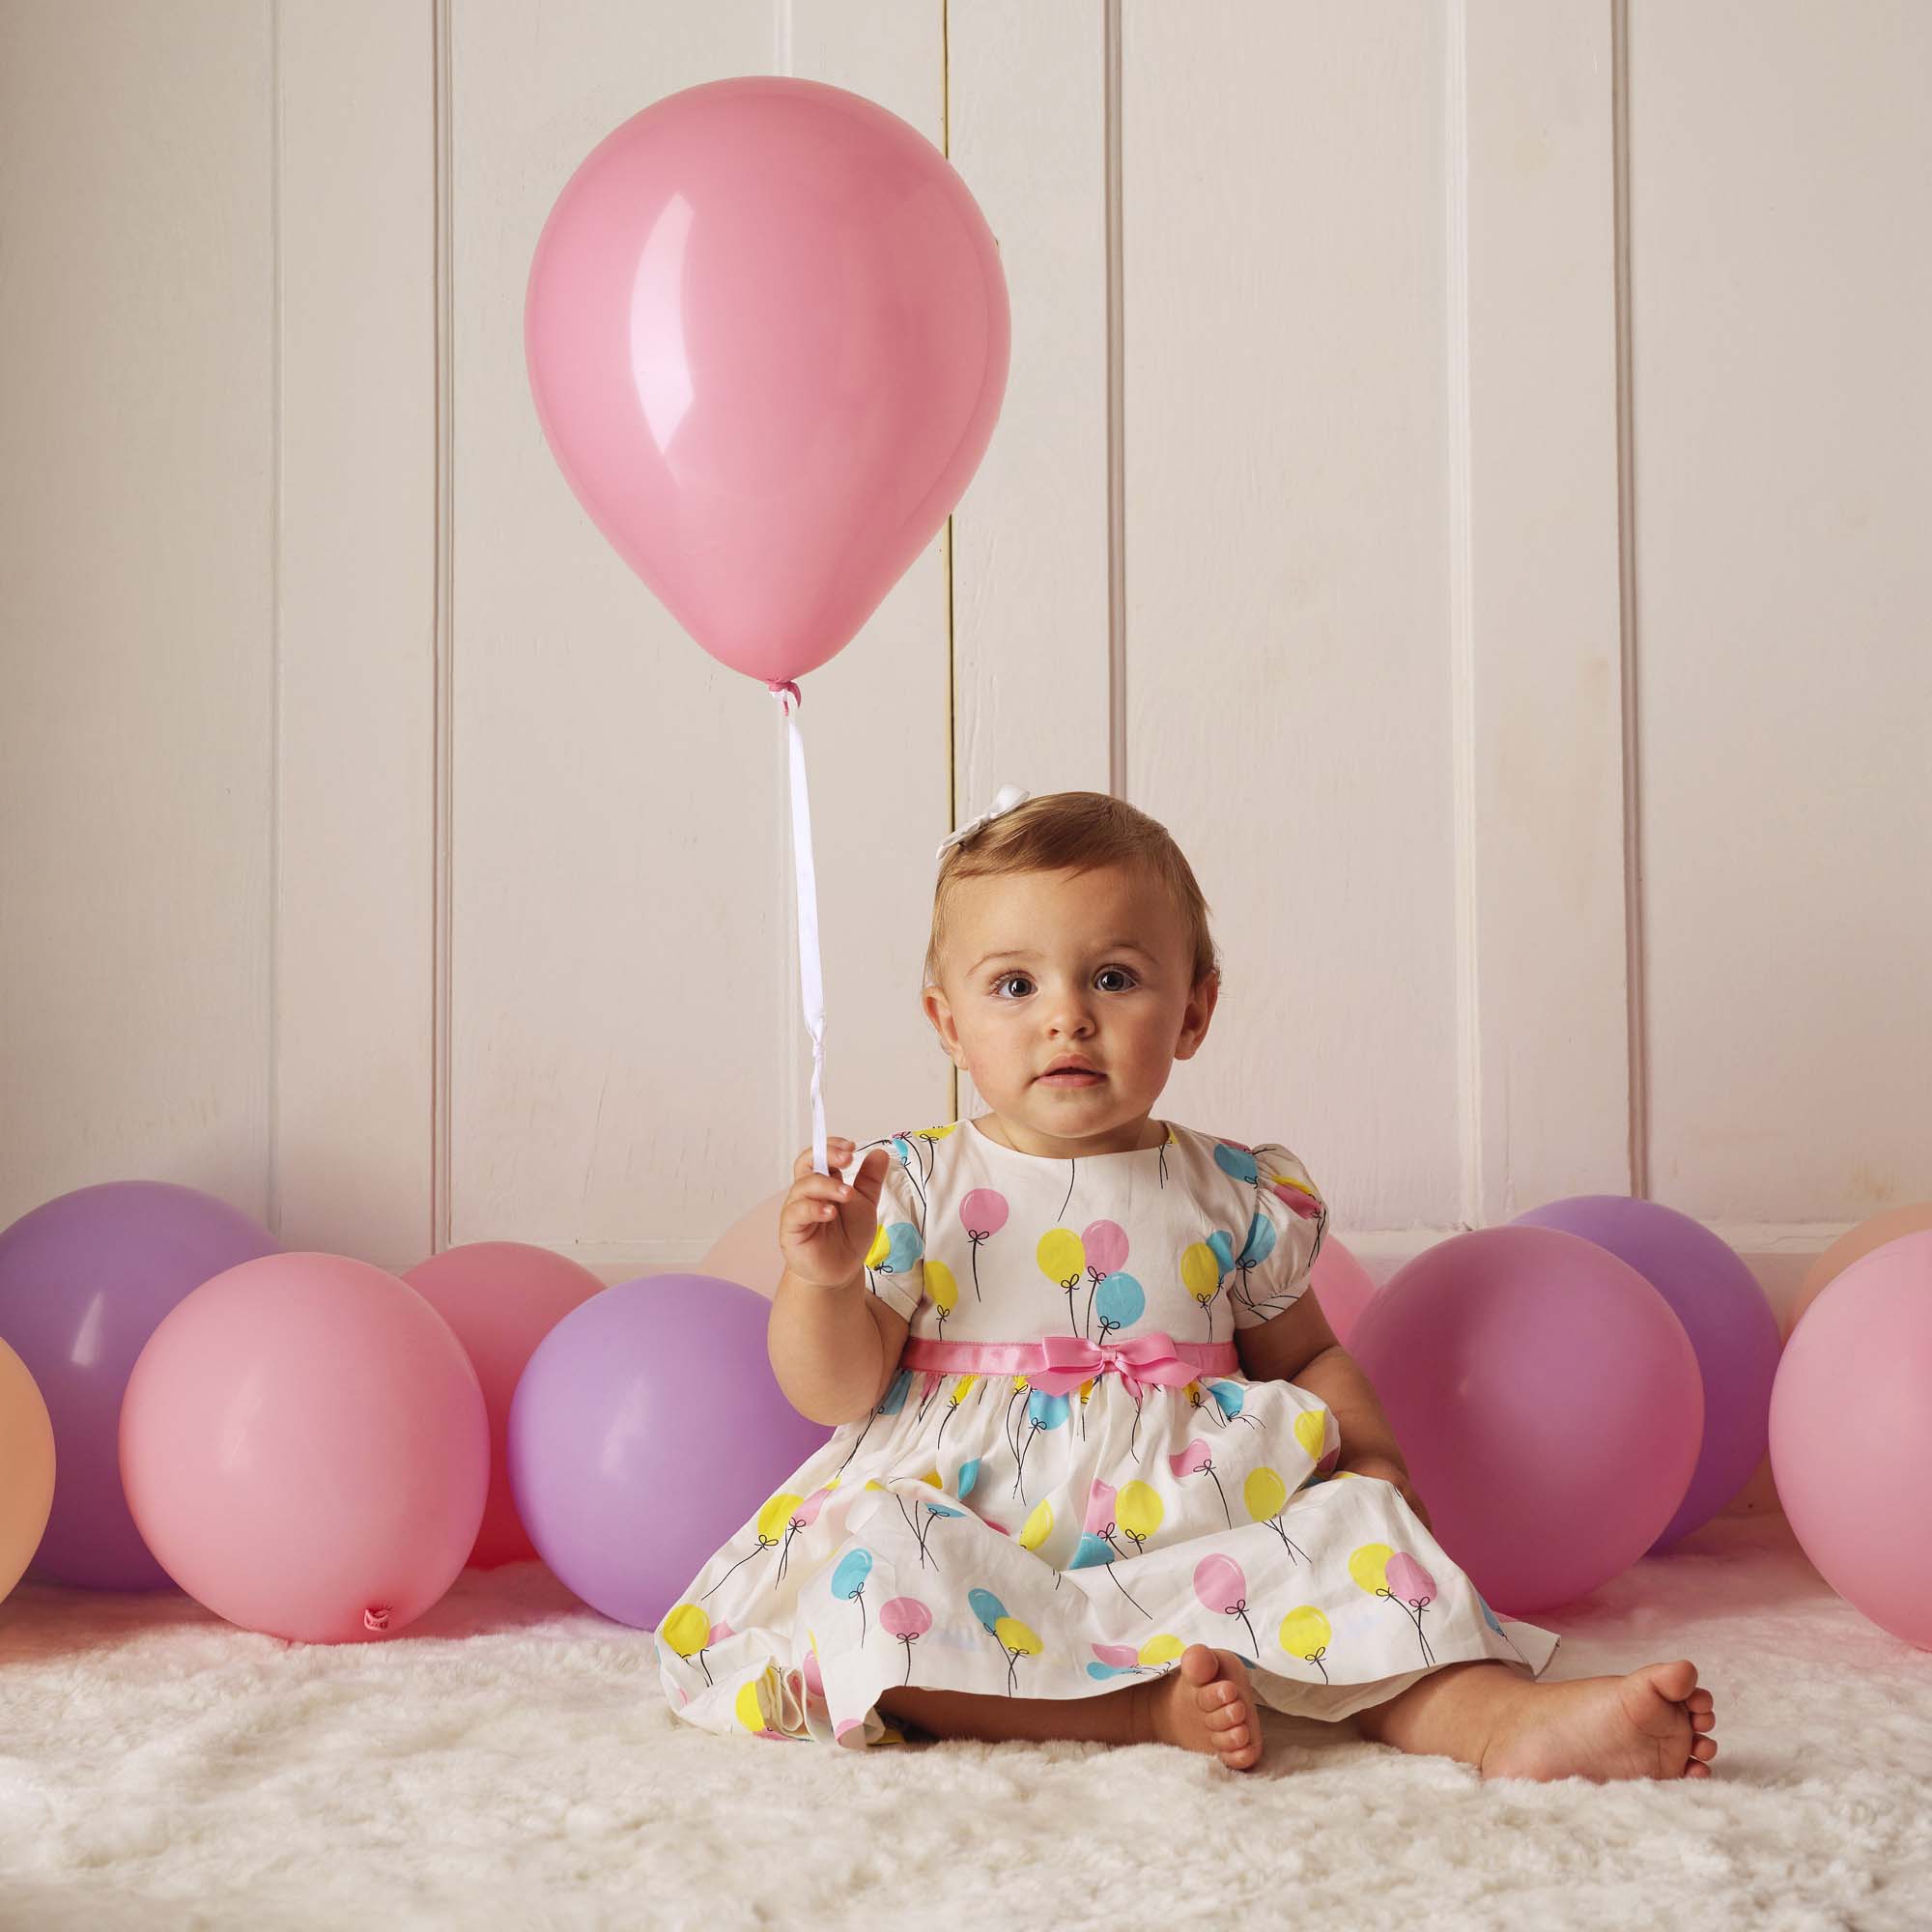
[780,1138,891,1289]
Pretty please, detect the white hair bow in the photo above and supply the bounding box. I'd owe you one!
[935,783,1030,865]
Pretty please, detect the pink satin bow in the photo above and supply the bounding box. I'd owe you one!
[1030,1330,1200,1400]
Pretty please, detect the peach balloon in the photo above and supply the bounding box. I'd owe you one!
[403,1241,605,1567]
[120,1253,488,1642]
[1790,1203,1932,1335]
[0,1337,55,1603]
[1308,1234,1379,1349]
[697,1189,787,1300]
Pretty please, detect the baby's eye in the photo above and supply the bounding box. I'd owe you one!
[993,974,1035,999]
[1095,966,1138,993]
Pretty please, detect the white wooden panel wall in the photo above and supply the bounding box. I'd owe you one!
[1,2,275,1221]
[1125,4,1469,1227]
[1631,0,1932,1230]
[4,0,1928,1480]
[277,1,438,1267]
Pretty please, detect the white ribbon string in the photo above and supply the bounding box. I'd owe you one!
[773,682,829,1178]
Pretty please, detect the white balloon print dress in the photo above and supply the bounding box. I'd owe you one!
[656,1119,1559,1747]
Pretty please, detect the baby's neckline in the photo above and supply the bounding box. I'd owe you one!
[965,1116,1175,1162]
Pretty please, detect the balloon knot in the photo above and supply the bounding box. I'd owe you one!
[363,1604,393,1633]
[768,679,802,708]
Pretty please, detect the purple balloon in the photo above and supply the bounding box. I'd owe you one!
[0,1181,281,1589]
[1514,1195,1781,1550]
[507,1274,833,1630]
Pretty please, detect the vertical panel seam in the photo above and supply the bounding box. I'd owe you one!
[1104,0,1126,801]
[433,0,455,1250]
[1612,0,1649,1200]
[269,1,284,1237]
[1445,0,1482,1230]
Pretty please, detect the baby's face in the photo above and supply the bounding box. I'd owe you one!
[922,863,1217,1157]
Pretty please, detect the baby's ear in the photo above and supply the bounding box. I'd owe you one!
[921,982,969,1068]
[1175,971,1220,1060]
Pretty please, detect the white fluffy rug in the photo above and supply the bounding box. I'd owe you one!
[2,1513,1927,1931]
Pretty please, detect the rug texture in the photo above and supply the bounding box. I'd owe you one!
[0,1514,1926,1931]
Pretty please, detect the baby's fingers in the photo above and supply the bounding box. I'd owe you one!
[845,1145,891,1207]
[786,1173,853,1229]
[793,1136,856,1181]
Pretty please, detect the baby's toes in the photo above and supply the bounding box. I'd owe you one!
[1194,1673,1241,1714]
[1690,1708,1717,1733]
[1647,1660,1699,1705]
[1203,1697,1251,1734]
[1689,1735,1719,1765]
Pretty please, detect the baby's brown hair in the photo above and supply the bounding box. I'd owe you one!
[923,790,1220,991]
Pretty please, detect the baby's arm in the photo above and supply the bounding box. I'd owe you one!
[1236,1289,1432,1528]
[767,1136,910,1426]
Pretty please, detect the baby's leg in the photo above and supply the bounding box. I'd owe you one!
[878,1644,1264,1769]
[1355,1658,1719,1782]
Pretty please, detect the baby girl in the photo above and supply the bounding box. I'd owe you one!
[656,788,1719,1778]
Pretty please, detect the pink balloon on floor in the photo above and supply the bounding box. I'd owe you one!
[1350,1226,1702,1616]
[403,1242,606,1568]
[120,1253,488,1642]
[1309,1234,1378,1349]
[1771,1230,1932,1649]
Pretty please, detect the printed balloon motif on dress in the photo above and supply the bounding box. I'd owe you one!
[1037,1227,1087,1336]
[1169,1436,1234,1526]
[1194,1551,1260,1655]
[1350,1541,1438,1666]
[881,1595,933,1685]
[1279,1605,1333,1683]
[1242,1464,1310,1565]
[958,1186,1009,1301]
[831,1547,874,1643]
[1080,1219,1129,1336]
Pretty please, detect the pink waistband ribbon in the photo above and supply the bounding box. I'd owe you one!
[900,1331,1238,1401]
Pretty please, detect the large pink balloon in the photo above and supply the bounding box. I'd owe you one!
[120,1254,488,1642]
[403,1241,606,1569]
[1309,1234,1378,1349]
[1350,1226,1702,1616]
[526,77,1011,684]
[1771,1230,1932,1648]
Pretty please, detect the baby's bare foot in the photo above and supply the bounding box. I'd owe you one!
[1139,1644,1264,1771]
[1481,1660,1719,1782]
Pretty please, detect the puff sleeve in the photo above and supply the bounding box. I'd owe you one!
[1225,1140,1329,1331]
[840,1135,926,1322]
